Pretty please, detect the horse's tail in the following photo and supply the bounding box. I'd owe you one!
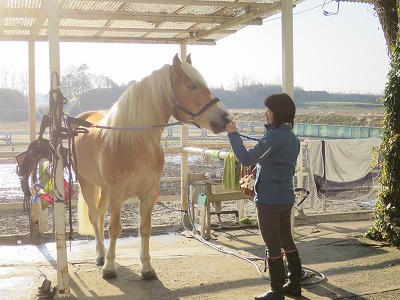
[77,185,95,236]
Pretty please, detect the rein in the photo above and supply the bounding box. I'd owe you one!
[66,115,184,131]
[172,97,220,128]
[67,63,221,132]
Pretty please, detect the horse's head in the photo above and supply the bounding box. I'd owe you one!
[170,54,231,134]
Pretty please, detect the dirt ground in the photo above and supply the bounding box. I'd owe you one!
[0,154,379,237]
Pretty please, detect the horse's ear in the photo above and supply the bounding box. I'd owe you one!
[172,54,182,74]
[186,54,192,65]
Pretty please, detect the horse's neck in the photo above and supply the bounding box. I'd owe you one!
[103,65,175,154]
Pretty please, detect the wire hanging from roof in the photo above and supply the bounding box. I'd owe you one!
[322,0,341,16]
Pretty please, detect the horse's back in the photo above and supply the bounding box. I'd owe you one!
[77,110,106,125]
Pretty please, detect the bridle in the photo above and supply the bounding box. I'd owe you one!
[172,97,220,128]
[170,66,220,128]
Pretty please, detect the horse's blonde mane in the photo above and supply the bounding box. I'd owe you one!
[101,61,207,153]
[101,64,173,153]
[180,61,208,88]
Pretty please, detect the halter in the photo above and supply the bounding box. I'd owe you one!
[172,97,220,128]
[170,66,220,128]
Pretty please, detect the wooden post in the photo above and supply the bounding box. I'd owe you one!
[180,43,190,225]
[281,0,294,98]
[27,40,42,236]
[48,0,70,295]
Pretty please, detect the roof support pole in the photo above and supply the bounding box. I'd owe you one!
[180,43,190,225]
[28,40,36,143]
[281,0,294,98]
[28,40,44,237]
[48,0,70,295]
[281,0,295,237]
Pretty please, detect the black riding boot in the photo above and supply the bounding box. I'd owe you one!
[283,250,302,297]
[255,257,285,300]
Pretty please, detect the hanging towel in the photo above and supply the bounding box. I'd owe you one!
[306,138,381,210]
[222,152,241,191]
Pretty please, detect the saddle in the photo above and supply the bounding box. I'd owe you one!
[15,138,50,199]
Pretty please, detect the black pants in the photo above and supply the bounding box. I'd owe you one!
[256,202,297,258]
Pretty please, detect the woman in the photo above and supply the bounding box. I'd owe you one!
[226,93,302,300]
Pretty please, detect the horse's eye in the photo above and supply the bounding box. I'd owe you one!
[188,83,197,90]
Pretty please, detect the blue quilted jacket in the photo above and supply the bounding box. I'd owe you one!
[228,123,300,205]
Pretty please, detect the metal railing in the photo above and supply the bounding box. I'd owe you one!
[162,123,383,140]
[0,123,383,150]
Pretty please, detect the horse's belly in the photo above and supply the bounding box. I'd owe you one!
[74,125,165,194]
[104,161,164,196]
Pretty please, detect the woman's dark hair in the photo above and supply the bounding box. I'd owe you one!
[264,93,296,128]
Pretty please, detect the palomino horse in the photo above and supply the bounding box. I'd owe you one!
[74,54,231,279]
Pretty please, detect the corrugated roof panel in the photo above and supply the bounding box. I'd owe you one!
[203,32,231,41]
[101,31,147,38]
[190,23,220,31]
[226,24,249,31]
[214,7,244,17]
[146,32,178,39]
[174,32,190,40]
[157,22,195,30]
[0,0,333,44]
[237,0,274,3]
[4,0,41,9]
[4,17,34,26]
[60,29,99,37]
[4,30,30,35]
[60,19,107,28]
[178,5,221,16]
[121,3,183,14]
[62,0,122,12]
[110,20,155,29]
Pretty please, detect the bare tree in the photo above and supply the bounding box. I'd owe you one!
[0,67,10,89]
[0,66,28,96]
[61,64,118,100]
[231,74,256,91]
[91,74,118,89]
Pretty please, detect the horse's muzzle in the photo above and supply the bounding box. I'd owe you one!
[210,118,230,134]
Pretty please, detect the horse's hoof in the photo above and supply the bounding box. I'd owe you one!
[96,257,105,266]
[102,270,117,279]
[141,271,158,280]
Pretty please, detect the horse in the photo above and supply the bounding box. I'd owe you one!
[74,54,231,279]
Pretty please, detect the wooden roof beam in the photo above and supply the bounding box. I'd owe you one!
[61,11,234,23]
[0,34,216,45]
[0,25,236,34]
[191,2,281,41]
[0,8,236,24]
[76,0,278,9]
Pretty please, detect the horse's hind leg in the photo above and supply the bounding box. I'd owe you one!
[102,192,123,279]
[79,178,107,265]
[138,190,158,280]
[96,188,110,266]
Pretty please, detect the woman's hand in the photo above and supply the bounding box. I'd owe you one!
[225,120,238,133]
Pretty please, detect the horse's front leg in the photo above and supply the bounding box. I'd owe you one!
[139,192,158,280]
[102,195,123,279]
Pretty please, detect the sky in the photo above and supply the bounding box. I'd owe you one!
[0,0,390,95]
